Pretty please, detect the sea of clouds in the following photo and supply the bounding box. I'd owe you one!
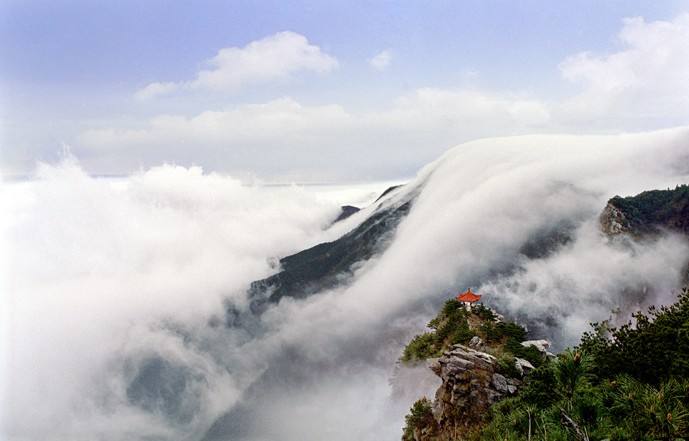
[2,128,689,441]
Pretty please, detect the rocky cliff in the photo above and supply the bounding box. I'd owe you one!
[403,339,550,441]
[400,302,549,441]
[600,184,689,238]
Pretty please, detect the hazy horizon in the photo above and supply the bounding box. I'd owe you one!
[3,1,689,181]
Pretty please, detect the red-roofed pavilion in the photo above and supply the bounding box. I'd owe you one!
[456,288,482,306]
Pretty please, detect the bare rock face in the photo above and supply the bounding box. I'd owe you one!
[599,186,689,239]
[600,202,630,236]
[421,345,522,439]
[514,357,535,376]
[467,336,484,350]
[521,339,550,353]
[521,339,557,360]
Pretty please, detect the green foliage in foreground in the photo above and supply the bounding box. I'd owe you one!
[580,288,689,385]
[477,288,689,441]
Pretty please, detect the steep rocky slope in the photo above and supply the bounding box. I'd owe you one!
[246,185,409,309]
[414,344,526,440]
[399,300,550,441]
[332,205,360,223]
[600,184,689,237]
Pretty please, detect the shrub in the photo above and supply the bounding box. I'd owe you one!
[473,303,497,322]
[402,299,474,363]
[496,354,521,379]
[402,398,436,441]
[580,287,689,385]
[479,287,689,440]
[498,322,528,342]
[401,332,437,363]
[518,363,559,408]
[483,321,527,344]
[505,339,544,367]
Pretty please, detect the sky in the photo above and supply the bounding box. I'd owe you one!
[2,0,689,181]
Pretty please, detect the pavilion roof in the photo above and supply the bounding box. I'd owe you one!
[456,288,481,303]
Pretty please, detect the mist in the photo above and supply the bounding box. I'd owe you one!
[3,128,689,441]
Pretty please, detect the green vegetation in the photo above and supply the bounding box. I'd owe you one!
[483,320,544,368]
[608,184,689,236]
[402,398,436,441]
[400,299,538,365]
[473,303,498,321]
[477,288,689,440]
[401,299,473,363]
[580,289,689,385]
[402,333,438,362]
[496,353,522,379]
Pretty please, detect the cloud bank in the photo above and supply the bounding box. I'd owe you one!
[3,128,689,441]
[0,160,343,440]
[79,89,550,180]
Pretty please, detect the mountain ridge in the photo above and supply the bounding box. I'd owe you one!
[245,185,413,311]
[600,184,689,238]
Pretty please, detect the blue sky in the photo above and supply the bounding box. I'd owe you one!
[2,0,689,180]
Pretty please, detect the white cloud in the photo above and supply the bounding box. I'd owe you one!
[134,32,338,99]
[1,160,344,439]
[369,50,392,70]
[559,13,689,124]
[80,97,352,150]
[7,129,689,440]
[134,81,178,101]
[77,89,549,179]
[376,87,550,128]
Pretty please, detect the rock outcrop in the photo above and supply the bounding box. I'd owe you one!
[431,345,522,425]
[407,344,525,440]
[600,185,689,238]
[399,299,553,441]
[521,339,556,360]
[600,202,631,236]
